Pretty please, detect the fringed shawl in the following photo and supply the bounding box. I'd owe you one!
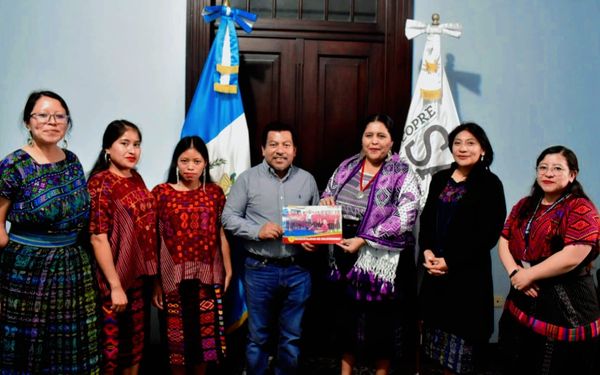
[322,153,420,300]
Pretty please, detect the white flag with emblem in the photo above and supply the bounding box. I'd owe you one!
[400,15,462,207]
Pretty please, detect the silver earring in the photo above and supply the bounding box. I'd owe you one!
[104,152,110,163]
[176,167,180,184]
[480,154,485,162]
[27,135,33,146]
[62,138,68,149]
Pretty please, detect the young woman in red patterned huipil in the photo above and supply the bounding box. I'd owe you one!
[88,120,158,375]
[498,146,600,374]
[152,136,231,375]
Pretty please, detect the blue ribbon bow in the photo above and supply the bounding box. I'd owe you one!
[200,5,257,94]
[202,5,257,33]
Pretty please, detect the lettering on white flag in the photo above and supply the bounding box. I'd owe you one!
[400,15,462,207]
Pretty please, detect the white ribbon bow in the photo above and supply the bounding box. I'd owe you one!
[405,19,463,40]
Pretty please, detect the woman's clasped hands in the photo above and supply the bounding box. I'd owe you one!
[510,267,539,298]
[423,249,448,276]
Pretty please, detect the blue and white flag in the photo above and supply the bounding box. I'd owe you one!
[181,5,256,195]
[181,5,257,333]
[400,16,462,207]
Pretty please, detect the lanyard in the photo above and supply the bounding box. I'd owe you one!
[359,159,380,192]
[523,193,570,253]
[356,159,381,199]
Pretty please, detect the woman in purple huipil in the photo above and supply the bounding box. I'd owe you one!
[320,113,420,375]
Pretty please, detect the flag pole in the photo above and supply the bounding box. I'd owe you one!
[181,0,257,334]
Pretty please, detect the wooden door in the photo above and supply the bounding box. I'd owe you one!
[301,39,384,187]
[235,37,386,187]
[237,38,298,165]
[186,0,412,190]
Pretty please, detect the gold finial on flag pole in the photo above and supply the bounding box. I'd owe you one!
[224,0,231,7]
[432,13,440,25]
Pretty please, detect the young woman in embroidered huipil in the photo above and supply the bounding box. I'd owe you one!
[0,91,100,373]
[88,120,158,375]
[498,146,600,374]
[320,114,421,375]
[419,123,506,374]
[152,136,231,375]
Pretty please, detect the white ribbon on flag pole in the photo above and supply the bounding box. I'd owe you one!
[400,16,463,207]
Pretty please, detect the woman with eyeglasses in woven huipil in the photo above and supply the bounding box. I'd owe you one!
[498,145,600,374]
[0,91,100,373]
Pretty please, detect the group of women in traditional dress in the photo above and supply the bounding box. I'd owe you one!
[0,90,598,375]
[416,125,599,375]
[0,91,230,374]
[320,116,598,375]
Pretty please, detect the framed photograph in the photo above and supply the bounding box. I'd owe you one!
[282,205,342,244]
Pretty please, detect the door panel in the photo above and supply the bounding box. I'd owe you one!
[303,40,384,188]
[238,38,297,165]
[237,37,386,189]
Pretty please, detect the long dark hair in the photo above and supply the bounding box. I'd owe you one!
[89,120,142,177]
[166,136,212,184]
[517,145,589,222]
[23,90,73,130]
[448,122,494,168]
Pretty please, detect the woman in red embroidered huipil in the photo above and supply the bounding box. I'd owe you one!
[152,136,231,375]
[88,120,158,375]
[498,146,600,375]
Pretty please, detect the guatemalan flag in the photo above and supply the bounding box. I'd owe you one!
[400,15,462,207]
[181,5,256,194]
[181,5,257,332]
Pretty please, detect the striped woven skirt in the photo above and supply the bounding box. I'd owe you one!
[99,277,150,373]
[422,326,474,374]
[0,239,100,374]
[163,280,226,366]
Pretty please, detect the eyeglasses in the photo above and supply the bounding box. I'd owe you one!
[30,113,69,124]
[536,165,568,175]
